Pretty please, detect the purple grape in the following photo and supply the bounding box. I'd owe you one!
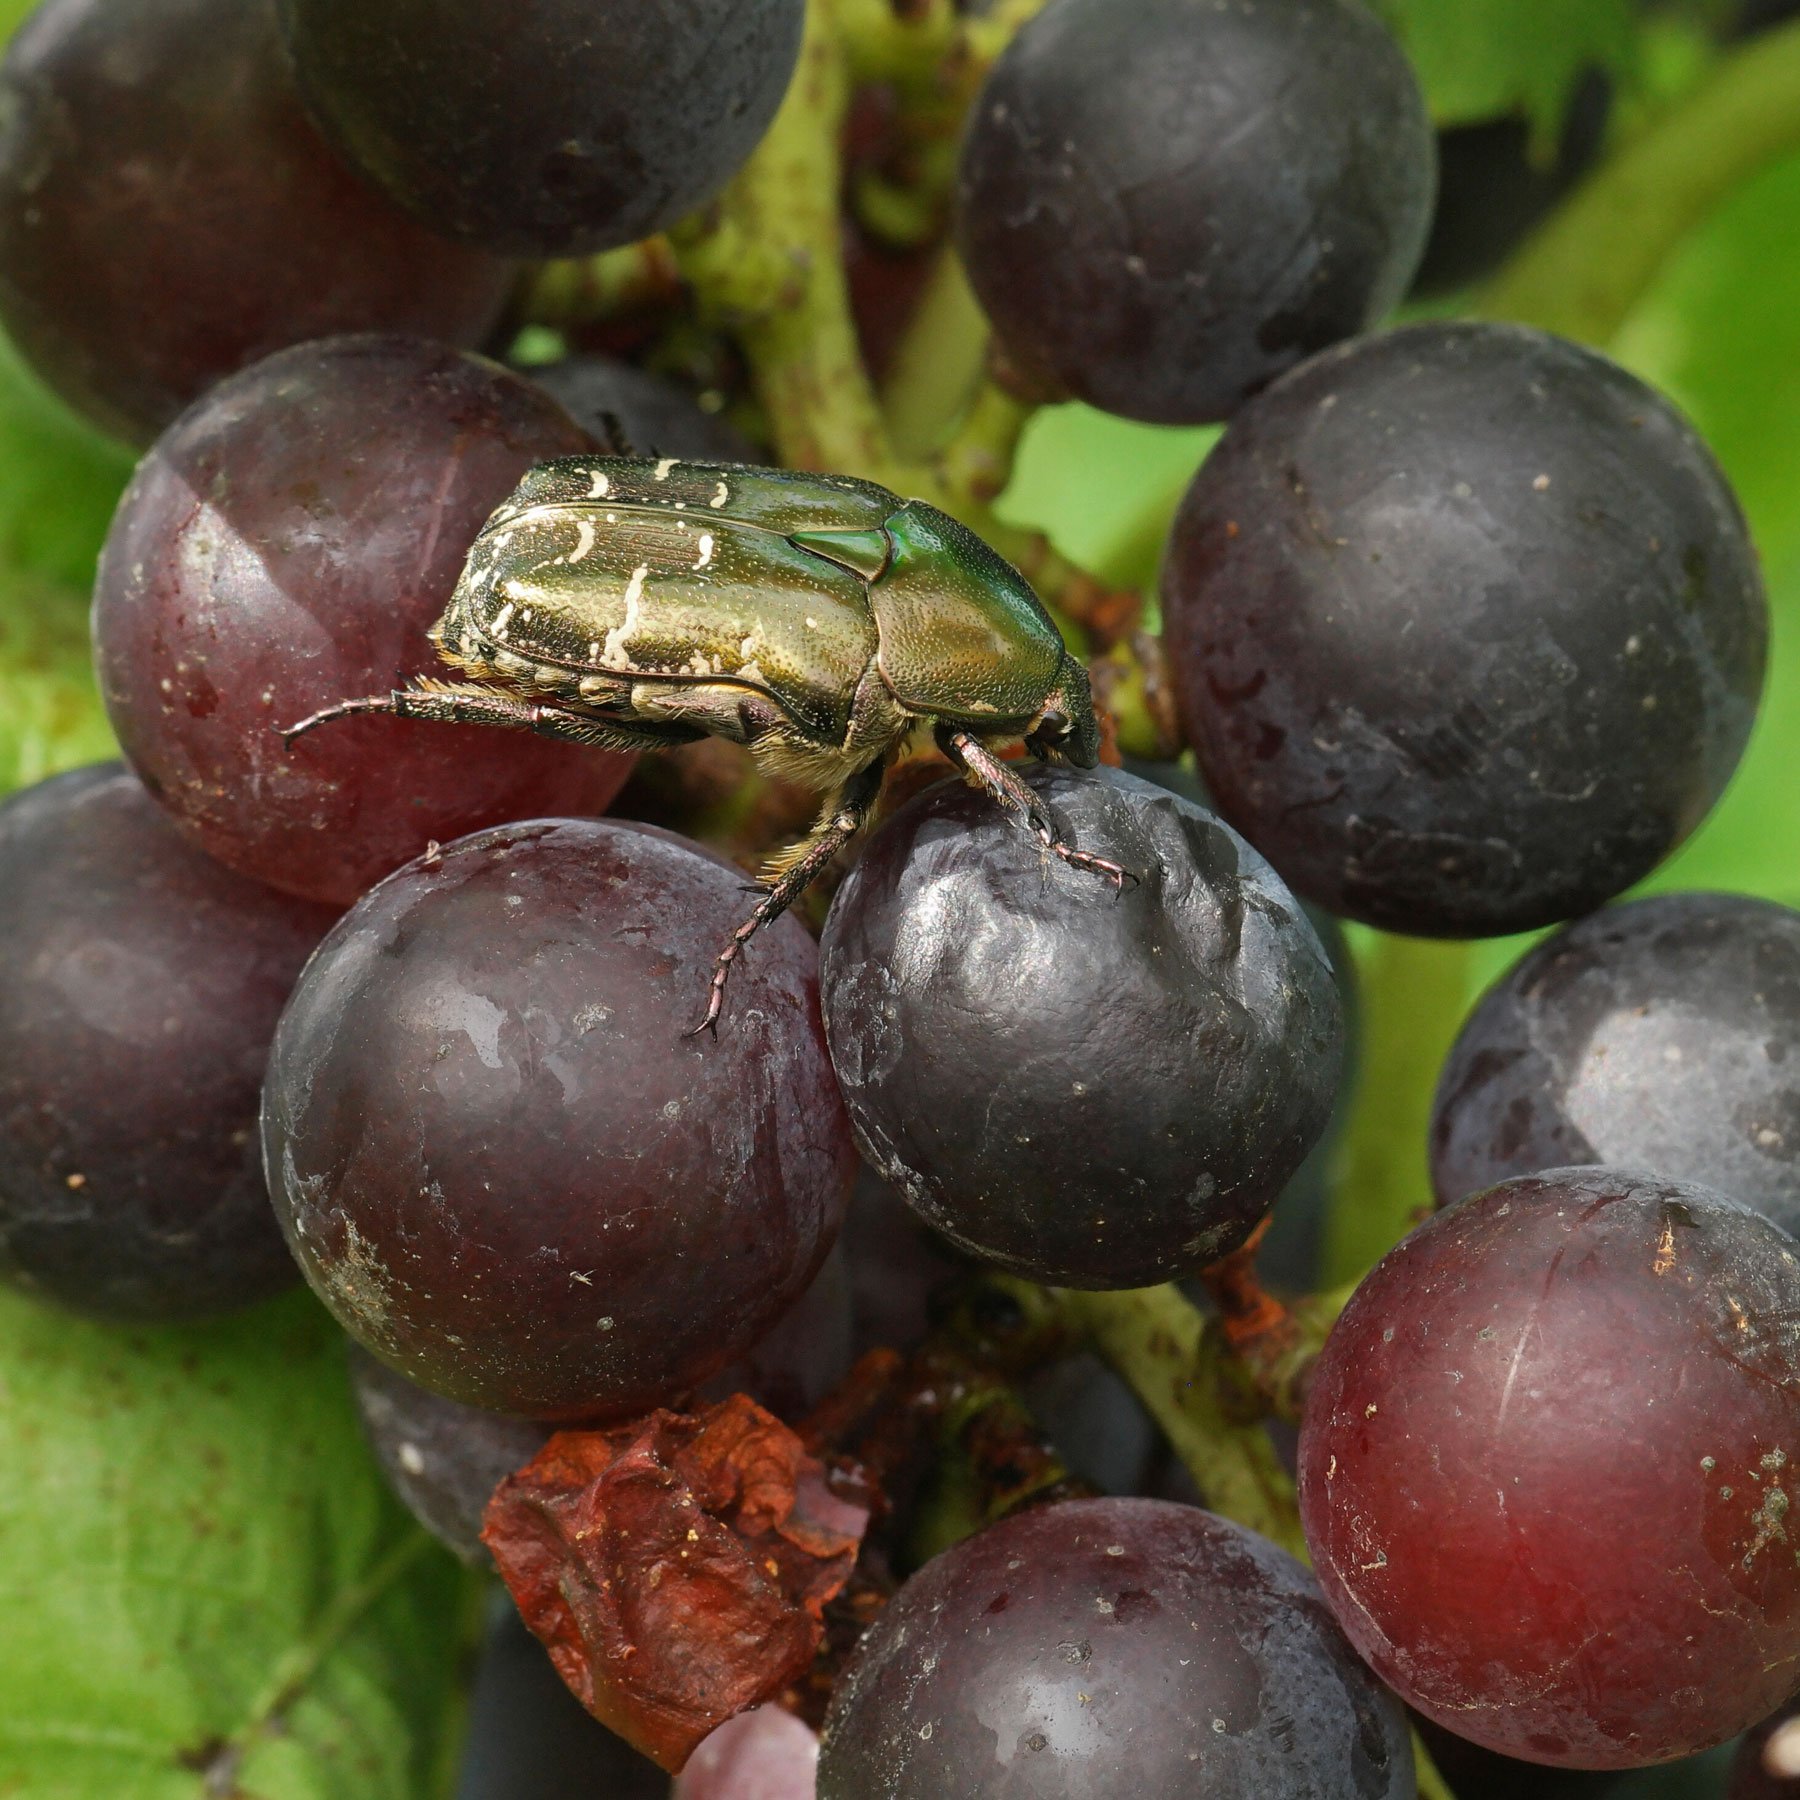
[276,0,806,255]
[1300,1168,1800,1767]
[0,765,335,1319]
[1431,893,1800,1234]
[819,1497,1413,1797]
[954,0,1434,422]
[0,0,515,444]
[1162,322,1767,935]
[261,817,857,1421]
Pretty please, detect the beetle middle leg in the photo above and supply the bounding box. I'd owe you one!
[688,757,888,1039]
[935,727,1137,889]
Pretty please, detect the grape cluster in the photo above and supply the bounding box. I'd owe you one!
[0,0,1794,1796]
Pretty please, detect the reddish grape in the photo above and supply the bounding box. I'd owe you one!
[93,335,633,907]
[1299,1168,1800,1768]
[0,765,335,1319]
[262,818,857,1421]
[819,1497,1412,1797]
[676,1709,818,1800]
[0,0,515,445]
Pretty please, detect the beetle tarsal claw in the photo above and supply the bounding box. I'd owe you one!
[277,694,395,746]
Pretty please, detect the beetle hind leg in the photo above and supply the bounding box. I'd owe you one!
[688,758,888,1039]
[935,727,1138,890]
[280,679,700,753]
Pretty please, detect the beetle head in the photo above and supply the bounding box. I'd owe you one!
[1026,654,1101,768]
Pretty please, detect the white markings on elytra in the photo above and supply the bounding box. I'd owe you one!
[568,519,596,563]
[599,565,650,669]
[490,602,515,640]
[585,469,611,498]
[695,532,715,570]
[710,480,730,508]
[654,457,678,481]
[588,640,601,660]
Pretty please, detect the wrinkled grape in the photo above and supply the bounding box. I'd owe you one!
[820,767,1342,1287]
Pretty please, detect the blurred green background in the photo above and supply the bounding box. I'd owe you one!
[0,0,1796,1795]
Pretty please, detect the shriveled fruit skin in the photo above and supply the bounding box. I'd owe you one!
[818,1497,1414,1799]
[0,765,335,1319]
[1162,322,1767,936]
[820,767,1342,1287]
[92,334,632,907]
[1299,1167,1800,1768]
[1431,893,1800,1235]
[0,0,514,444]
[262,818,856,1421]
[954,0,1434,423]
[277,0,805,256]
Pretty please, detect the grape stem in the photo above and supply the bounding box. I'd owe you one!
[1322,936,1473,1286]
[668,0,1147,659]
[1481,14,1800,343]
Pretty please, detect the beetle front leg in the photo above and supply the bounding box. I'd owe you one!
[688,759,887,1039]
[935,727,1137,890]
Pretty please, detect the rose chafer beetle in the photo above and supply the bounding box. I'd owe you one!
[285,455,1126,1029]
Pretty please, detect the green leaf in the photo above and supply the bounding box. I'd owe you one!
[1365,0,1639,134]
[0,1289,476,1799]
[0,330,133,798]
[1609,144,1800,911]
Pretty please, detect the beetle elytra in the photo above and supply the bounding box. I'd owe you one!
[284,455,1129,1030]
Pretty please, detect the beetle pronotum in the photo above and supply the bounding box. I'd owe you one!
[285,455,1129,1030]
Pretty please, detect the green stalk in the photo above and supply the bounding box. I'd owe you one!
[1481,17,1800,342]
[1322,936,1473,1287]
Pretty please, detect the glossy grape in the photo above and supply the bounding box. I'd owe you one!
[818,1497,1414,1798]
[262,817,857,1421]
[1162,322,1768,935]
[93,334,633,908]
[1431,893,1800,1234]
[676,1709,818,1800]
[1299,1168,1800,1767]
[0,0,515,445]
[0,766,334,1319]
[277,0,806,256]
[820,767,1342,1287]
[954,0,1434,423]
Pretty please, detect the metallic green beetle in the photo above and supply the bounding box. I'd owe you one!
[285,455,1124,1030]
